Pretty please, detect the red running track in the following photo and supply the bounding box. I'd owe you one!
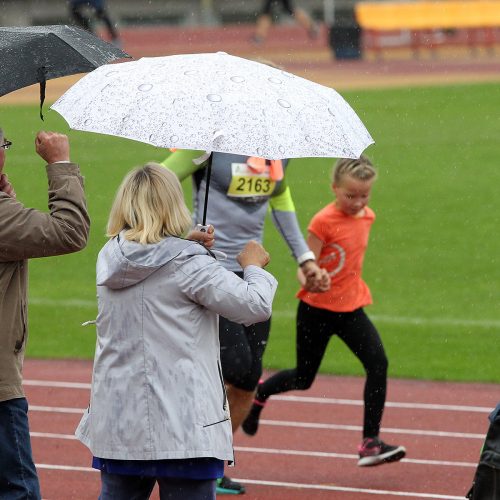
[23,359,497,499]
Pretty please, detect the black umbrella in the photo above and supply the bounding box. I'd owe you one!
[0,24,130,119]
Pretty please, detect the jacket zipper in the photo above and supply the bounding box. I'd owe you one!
[202,361,230,428]
[14,301,27,354]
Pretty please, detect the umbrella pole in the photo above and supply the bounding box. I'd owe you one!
[202,153,213,226]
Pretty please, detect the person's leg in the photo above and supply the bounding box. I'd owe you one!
[336,309,388,438]
[95,6,119,41]
[242,301,333,436]
[158,477,215,500]
[0,398,41,500]
[69,2,92,32]
[468,464,500,499]
[337,309,405,466]
[99,471,155,500]
[253,0,274,42]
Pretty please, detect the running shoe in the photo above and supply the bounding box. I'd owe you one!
[357,437,406,466]
[216,475,246,495]
[241,400,265,436]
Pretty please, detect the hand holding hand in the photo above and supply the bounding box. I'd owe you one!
[301,261,330,293]
[187,224,215,249]
[237,240,270,269]
[35,131,70,164]
[0,173,16,199]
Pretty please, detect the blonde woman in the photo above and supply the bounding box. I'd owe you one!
[77,163,277,499]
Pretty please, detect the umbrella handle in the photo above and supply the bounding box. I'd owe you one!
[37,67,47,121]
[202,153,213,226]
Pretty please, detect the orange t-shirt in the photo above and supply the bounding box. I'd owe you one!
[297,202,375,312]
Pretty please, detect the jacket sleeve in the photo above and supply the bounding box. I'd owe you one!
[0,163,90,262]
[269,178,310,262]
[176,252,278,326]
[160,149,206,181]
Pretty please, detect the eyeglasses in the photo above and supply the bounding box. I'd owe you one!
[0,140,12,150]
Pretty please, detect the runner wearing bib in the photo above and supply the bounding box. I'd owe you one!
[162,149,324,494]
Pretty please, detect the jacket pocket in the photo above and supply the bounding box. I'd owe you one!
[14,301,27,354]
[201,361,230,428]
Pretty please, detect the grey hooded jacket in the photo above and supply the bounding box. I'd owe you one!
[76,233,277,461]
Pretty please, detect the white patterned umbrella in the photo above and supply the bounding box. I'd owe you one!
[51,52,373,160]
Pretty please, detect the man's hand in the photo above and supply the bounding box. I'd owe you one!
[237,240,270,269]
[0,173,16,199]
[301,260,330,293]
[35,131,70,164]
[186,224,215,249]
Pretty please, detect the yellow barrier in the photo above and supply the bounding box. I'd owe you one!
[355,1,500,30]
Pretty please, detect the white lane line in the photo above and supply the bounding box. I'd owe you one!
[33,462,465,499]
[260,419,485,439]
[234,446,477,468]
[30,405,84,414]
[24,379,493,413]
[29,432,476,469]
[28,296,500,330]
[273,395,493,413]
[272,310,500,329]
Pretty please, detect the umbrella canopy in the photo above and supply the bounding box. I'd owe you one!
[0,24,130,118]
[51,52,373,159]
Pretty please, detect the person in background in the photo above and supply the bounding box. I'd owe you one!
[78,163,277,500]
[68,0,120,46]
[162,149,328,494]
[252,0,319,44]
[466,402,500,499]
[243,155,406,467]
[0,129,90,499]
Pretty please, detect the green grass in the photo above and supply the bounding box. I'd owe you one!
[2,81,500,382]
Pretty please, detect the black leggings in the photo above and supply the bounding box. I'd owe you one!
[219,272,271,392]
[261,0,295,16]
[70,3,118,39]
[258,301,388,438]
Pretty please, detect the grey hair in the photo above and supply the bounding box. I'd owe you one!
[332,154,377,185]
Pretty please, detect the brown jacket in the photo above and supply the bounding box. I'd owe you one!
[0,163,90,403]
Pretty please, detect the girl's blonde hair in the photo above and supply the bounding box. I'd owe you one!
[107,162,192,244]
[332,154,377,185]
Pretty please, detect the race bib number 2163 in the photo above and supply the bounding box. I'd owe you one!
[227,163,275,198]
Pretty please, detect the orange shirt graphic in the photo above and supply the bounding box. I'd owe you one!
[297,202,375,312]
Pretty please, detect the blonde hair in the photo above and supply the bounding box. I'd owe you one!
[107,162,192,244]
[333,155,377,185]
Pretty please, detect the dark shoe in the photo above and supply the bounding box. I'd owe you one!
[241,400,265,436]
[250,34,264,45]
[216,475,246,495]
[357,437,406,466]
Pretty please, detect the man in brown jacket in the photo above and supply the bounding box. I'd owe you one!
[0,128,90,499]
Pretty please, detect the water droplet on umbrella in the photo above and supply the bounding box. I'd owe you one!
[207,94,222,102]
[305,135,311,142]
[268,77,282,84]
[230,76,245,83]
[264,135,270,140]
[105,71,118,77]
[279,145,285,154]
[256,147,263,156]
[170,135,179,142]
[122,116,130,123]
[328,108,336,117]
[184,70,198,76]
[138,84,153,92]
[84,119,91,125]
[277,99,291,108]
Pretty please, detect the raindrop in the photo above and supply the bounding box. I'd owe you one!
[184,70,198,76]
[170,135,179,142]
[230,76,245,83]
[279,145,285,154]
[328,108,337,117]
[122,116,130,123]
[305,135,311,142]
[268,77,282,84]
[105,71,118,77]
[207,94,222,103]
[149,134,155,141]
[277,99,291,109]
[138,84,153,92]
[256,147,264,156]
[264,135,270,140]
[84,119,91,125]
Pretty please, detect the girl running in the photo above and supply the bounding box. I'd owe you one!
[242,155,406,466]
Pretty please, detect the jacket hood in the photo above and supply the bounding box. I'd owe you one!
[97,233,195,289]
